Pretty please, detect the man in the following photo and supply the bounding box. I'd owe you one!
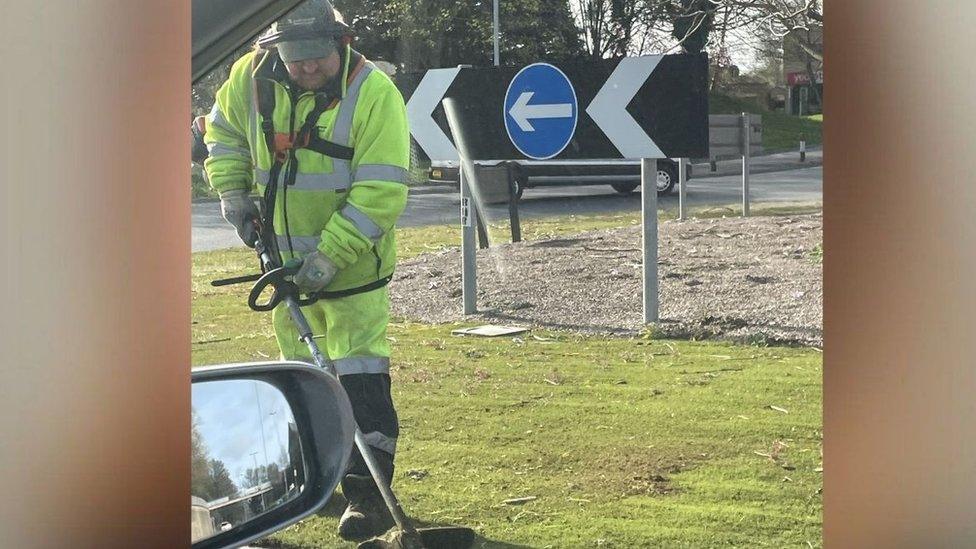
[203,0,409,540]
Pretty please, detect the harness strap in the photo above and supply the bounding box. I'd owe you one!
[313,274,392,300]
[252,55,284,263]
[256,77,278,160]
[303,136,355,160]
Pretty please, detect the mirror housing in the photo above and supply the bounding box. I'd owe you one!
[192,0,305,82]
[191,362,356,549]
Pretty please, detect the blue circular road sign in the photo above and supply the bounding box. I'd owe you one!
[503,63,578,160]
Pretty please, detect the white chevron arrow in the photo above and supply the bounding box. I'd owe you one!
[508,91,574,132]
[586,56,664,159]
[405,68,461,161]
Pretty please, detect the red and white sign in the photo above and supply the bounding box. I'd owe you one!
[787,70,823,86]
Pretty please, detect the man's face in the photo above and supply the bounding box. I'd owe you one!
[284,52,341,91]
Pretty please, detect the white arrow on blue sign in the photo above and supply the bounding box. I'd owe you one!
[503,63,578,160]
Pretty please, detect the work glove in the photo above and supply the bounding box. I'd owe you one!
[294,250,339,294]
[219,189,260,247]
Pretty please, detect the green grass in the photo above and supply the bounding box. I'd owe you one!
[192,212,822,548]
[709,93,823,152]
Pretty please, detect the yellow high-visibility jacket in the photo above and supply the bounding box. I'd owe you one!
[204,47,409,293]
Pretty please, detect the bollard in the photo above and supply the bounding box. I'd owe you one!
[800,138,807,163]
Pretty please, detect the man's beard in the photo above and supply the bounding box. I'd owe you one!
[293,72,330,91]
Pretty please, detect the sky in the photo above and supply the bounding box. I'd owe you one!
[193,379,296,492]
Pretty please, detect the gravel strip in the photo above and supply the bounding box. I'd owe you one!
[390,213,822,346]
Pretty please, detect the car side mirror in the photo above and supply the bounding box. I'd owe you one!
[190,362,356,549]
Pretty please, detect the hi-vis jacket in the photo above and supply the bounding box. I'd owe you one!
[204,47,409,293]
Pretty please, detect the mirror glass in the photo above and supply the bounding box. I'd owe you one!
[191,379,306,543]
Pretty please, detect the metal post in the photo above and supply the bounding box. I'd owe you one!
[741,112,750,217]
[443,96,478,315]
[460,165,477,314]
[475,200,490,249]
[506,162,522,243]
[677,158,687,221]
[493,0,500,66]
[641,158,659,323]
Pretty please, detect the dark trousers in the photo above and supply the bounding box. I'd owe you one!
[339,373,398,502]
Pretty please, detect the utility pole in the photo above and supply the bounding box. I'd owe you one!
[493,0,500,66]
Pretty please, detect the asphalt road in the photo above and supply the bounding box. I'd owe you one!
[192,163,822,252]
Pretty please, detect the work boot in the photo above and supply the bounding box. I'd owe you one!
[337,474,394,541]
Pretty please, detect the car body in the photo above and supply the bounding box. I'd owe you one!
[428,158,693,198]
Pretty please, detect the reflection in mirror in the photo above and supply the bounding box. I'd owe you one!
[190,379,305,544]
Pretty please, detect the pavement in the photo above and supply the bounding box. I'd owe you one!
[192,147,822,252]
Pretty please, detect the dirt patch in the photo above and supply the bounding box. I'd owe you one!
[391,214,822,347]
[583,449,701,498]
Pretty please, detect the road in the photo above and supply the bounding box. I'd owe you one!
[193,162,821,252]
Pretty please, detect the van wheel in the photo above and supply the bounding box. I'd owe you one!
[656,162,677,196]
[611,182,639,195]
[511,173,525,200]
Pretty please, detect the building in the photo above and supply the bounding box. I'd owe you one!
[783,26,823,115]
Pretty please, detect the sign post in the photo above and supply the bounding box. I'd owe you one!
[492,0,499,66]
[505,162,522,243]
[459,165,478,315]
[641,158,659,323]
[742,112,751,217]
[443,97,479,315]
[678,158,688,221]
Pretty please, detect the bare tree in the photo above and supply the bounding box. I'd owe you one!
[571,0,670,58]
[733,0,822,104]
[693,0,822,98]
[731,0,822,60]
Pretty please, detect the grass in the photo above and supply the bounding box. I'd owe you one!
[709,93,823,152]
[192,210,822,547]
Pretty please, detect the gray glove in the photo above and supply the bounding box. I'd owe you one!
[294,251,339,294]
[219,189,260,247]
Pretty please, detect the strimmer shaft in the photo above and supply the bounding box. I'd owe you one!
[281,293,419,536]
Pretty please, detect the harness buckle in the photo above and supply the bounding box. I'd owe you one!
[272,132,312,162]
